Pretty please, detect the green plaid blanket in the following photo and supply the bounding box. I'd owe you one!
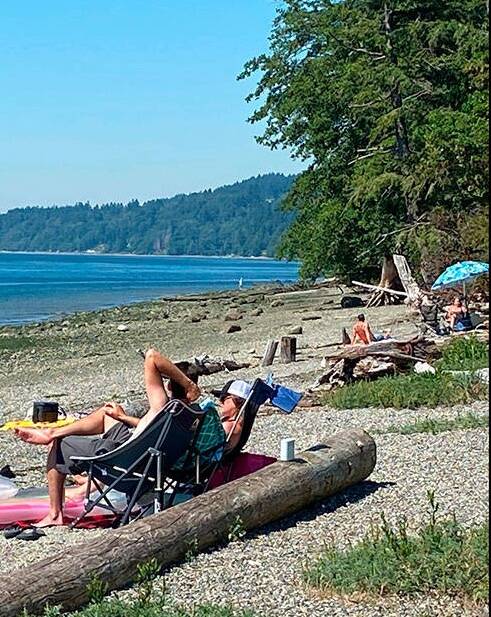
[174,404,225,471]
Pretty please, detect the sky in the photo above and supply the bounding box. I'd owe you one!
[0,1,303,213]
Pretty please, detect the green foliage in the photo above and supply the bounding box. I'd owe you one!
[35,602,256,617]
[304,492,489,603]
[240,1,489,280]
[383,413,489,435]
[436,336,489,371]
[86,574,108,605]
[325,372,487,409]
[185,537,200,562]
[227,516,246,542]
[0,174,294,257]
[135,558,162,605]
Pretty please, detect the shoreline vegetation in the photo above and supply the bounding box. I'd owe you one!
[0,249,285,260]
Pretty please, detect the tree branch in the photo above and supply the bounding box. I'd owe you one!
[348,148,392,165]
[327,30,386,60]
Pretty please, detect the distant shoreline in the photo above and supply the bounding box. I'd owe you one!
[0,252,299,327]
[0,250,284,261]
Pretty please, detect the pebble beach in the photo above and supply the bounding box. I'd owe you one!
[0,283,488,616]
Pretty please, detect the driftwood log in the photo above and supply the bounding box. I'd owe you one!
[315,337,440,388]
[392,254,421,304]
[261,340,279,366]
[176,356,250,380]
[0,429,376,617]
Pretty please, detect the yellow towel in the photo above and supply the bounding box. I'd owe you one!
[0,418,77,431]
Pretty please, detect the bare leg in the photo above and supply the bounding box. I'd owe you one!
[144,348,170,412]
[16,404,111,445]
[144,348,200,409]
[34,467,66,527]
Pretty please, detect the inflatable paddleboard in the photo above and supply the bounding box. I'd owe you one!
[0,486,127,527]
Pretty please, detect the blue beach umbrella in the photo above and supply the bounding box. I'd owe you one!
[431,261,489,298]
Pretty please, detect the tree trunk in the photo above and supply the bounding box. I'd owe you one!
[367,256,403,307]
[0,429,376,617]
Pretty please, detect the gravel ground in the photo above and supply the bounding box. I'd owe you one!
[0,401,488,616]
[0,287,488,616]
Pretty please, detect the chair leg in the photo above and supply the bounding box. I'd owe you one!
[154,452,165,514]
[120,452,156,526]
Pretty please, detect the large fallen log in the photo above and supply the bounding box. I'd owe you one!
[0,429,376,617]
[323,337,432,361]
[314,337,441,388]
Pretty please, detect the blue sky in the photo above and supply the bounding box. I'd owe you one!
[0,1,303,213]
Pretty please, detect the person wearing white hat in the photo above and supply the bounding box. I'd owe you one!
[211,379,252,451]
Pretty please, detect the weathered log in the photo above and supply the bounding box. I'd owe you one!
[0,429,376,617]
[323,338,421,361]
[351,280,408,298]
[392,254,421,304]
[280,336,297,363]
[261,339,279,366]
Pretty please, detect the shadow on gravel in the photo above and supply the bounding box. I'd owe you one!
[247,479,396,539]
[158,480,396,577]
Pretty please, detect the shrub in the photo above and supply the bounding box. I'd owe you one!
[304,493,488,604]
[325,372,488,410]
[437,336,489,372]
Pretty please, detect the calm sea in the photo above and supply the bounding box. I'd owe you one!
[0,252,299,326]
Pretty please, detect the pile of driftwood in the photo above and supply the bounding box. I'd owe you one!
[314,336,439,389]
[178,355,250,380]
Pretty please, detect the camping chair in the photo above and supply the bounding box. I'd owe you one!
[419,303,449,336]
[69,399,206,528]
[145,378,273,507]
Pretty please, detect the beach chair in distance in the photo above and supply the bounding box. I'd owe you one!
[419,303,449,336]
[69,399,206,528]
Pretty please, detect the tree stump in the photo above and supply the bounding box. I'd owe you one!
[280,336,297,363]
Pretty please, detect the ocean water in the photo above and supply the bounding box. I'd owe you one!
[0,252,299,326]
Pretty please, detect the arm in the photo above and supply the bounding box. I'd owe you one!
[103,402,140,428]
[144,348,201,414]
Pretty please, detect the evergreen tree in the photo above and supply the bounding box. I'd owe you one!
[240,0,489,281]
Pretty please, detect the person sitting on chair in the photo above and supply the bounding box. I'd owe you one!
[212,379,252,451]
[445,296,469,330]
[14,349,201,528]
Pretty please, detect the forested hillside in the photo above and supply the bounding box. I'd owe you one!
[0,174,294,256]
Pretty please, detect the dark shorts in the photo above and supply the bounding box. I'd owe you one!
[47,423,131,476]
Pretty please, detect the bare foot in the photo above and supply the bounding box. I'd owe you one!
[14,427,55,446]
[34,512,64,528]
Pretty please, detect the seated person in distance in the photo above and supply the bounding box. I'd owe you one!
[351,313,375,345]
[445,296,469,330]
